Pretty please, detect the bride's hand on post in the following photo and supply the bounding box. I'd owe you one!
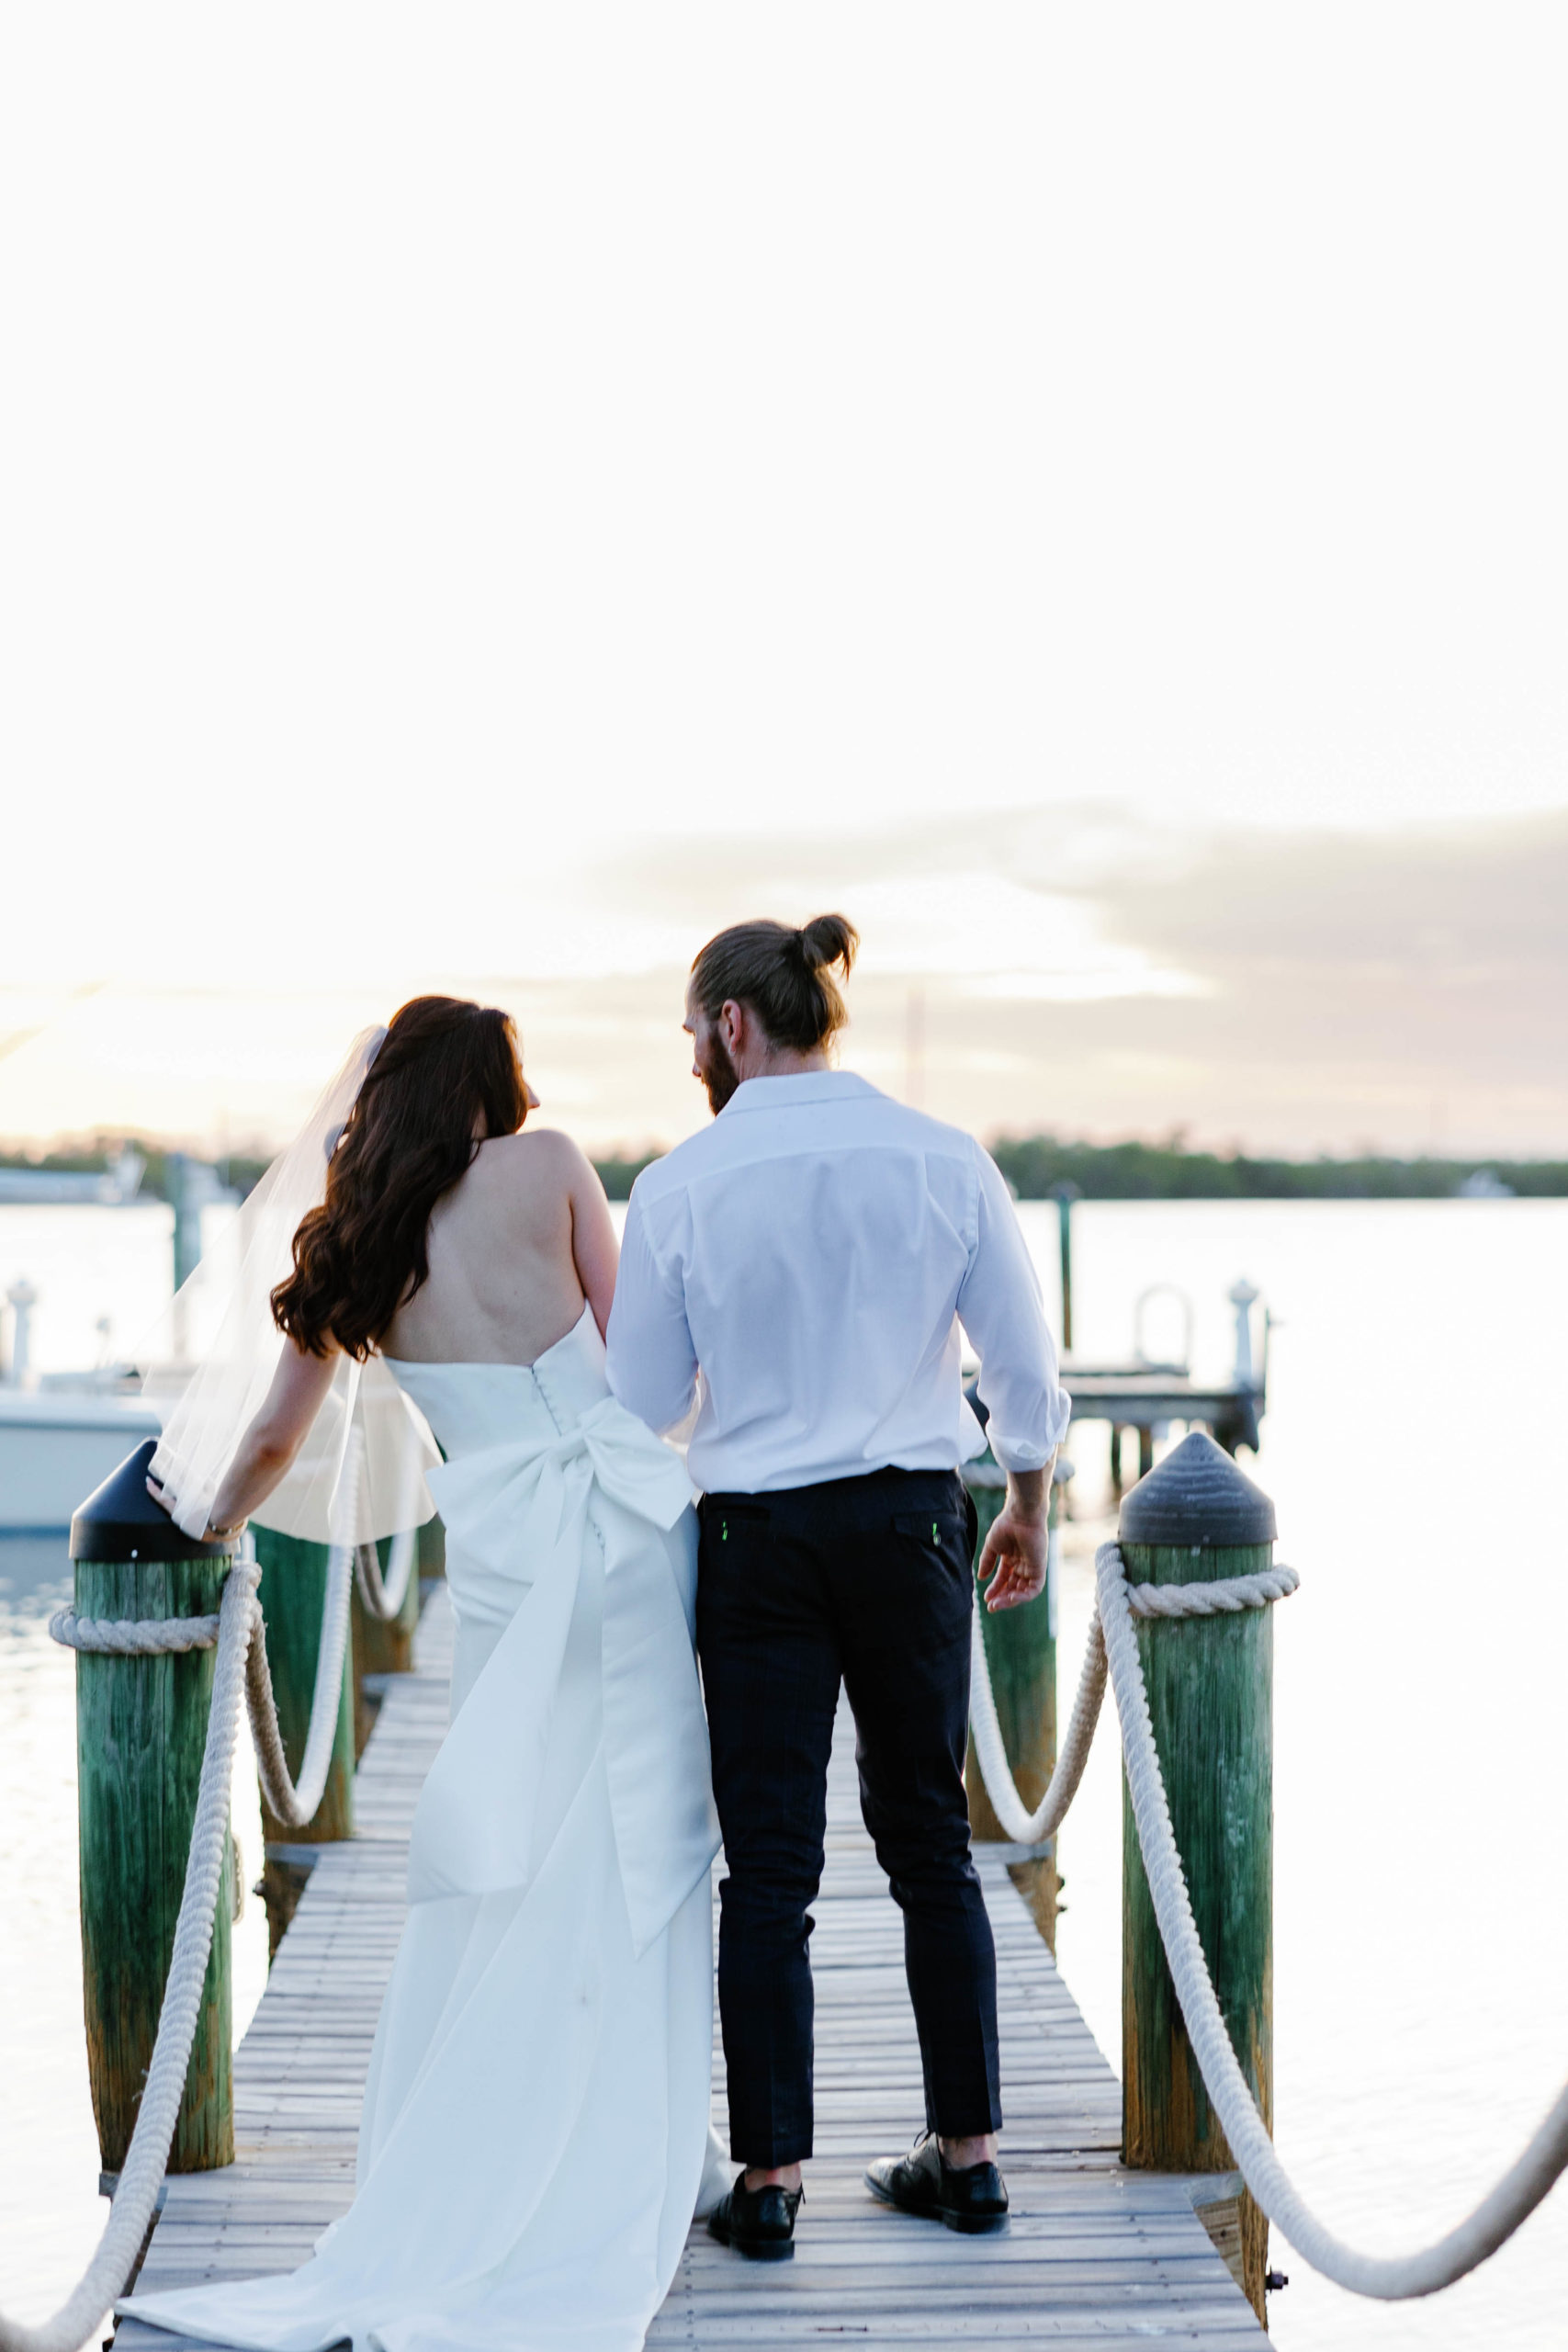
[146,1475,246,1544]
[148,1344,333,1545]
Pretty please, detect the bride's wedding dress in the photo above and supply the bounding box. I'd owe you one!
[126,1305,727,2352]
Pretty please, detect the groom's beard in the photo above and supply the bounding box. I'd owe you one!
[699,1033,741,1115]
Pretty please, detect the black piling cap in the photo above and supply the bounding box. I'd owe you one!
[1120,1429,1276,1547]
[70,1438,233,1564]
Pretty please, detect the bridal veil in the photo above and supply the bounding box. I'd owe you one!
[140,1023,439,1546]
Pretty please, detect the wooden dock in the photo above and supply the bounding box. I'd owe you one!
[118,1589,1267,2350]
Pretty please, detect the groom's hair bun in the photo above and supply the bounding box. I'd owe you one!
[796,913,858,975]
[691,913,859,1053]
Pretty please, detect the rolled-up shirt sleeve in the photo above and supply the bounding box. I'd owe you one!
[605,1184,700,1436]
[959,1145,1072,1473]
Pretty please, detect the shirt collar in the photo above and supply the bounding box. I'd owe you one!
[720,1070,882,1115]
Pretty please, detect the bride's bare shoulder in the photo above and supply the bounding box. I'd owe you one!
[470,1128,597,1203]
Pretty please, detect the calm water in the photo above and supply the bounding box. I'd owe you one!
[2,1196,1565,2346]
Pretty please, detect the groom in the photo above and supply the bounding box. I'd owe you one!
[606,915,1070,2258]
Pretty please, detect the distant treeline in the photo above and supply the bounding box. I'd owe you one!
[592,1154,662,1201]
[0,1137,660,1202]
[596,1138,1568,1201]
[5,1136,1563,1205]
[597,1139,1568,1200]
[0,1138,269,1201]
[987,1135,1568,1201]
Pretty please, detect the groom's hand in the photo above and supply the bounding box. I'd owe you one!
[977,1464,1052,1612]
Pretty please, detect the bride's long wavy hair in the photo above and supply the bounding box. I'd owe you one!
[271,996,529,1360]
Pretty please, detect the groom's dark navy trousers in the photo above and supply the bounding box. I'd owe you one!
[696,1464,1000,2165]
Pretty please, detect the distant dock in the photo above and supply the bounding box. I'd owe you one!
[1064,1363,1263,1468]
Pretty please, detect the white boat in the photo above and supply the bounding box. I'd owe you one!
[0,1148,146,1206]
[0,1386,162,1533]
[0,1158,232,1534]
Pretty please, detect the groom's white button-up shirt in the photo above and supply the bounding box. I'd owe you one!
[605,1070,1070,1496]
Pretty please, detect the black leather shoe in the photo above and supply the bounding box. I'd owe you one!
[706,2171,803,2260]
[865,2133,1009,2233]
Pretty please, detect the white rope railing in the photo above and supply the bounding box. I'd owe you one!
[17,1498,1568,2337]
[969,1582,1107,1849]
[967,1553,1298,1849]
[970,1538,1568,2300]
[333,1419,416,1624]
[51,1535,354,1832]
[247,1539,354,1829]
[1095,1540,1568,2300]
[352,1527,416,1623]
[1,1562,260,2352]
[8,1526,363,2352]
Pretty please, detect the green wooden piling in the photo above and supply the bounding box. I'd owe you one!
[70,1443,235,2176]
[964,1461,1066,1948]
[353,1532,423,1677]
[351,1531,424,1756]
[251,1524,355,1952]
[1118,1430,1276,2322]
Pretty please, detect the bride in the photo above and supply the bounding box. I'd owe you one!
[125,996,727,2352]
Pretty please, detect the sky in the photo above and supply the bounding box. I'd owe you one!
[2,7,1565,1159]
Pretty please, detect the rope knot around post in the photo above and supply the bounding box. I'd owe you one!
[48,1605,224,1656]
[966,1455,1295,1863]
[1123,1563,1299,1618]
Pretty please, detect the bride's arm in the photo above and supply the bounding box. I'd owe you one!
[565,1145,619,1340]
[149,1340,340,1539]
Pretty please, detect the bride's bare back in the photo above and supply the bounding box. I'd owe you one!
[162,1001,625,1542]
[380,1129,619,1366]
[173,1127,620,1539]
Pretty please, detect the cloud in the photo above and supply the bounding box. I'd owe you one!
[959,813,1568,1154]
[581,808,1568,1155]
[1092,813,1568,1079]
[3,811,1562,1159]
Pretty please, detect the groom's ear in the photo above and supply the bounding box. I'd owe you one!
[718,998,746,1051]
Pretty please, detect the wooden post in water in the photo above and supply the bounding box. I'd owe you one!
[1118,1430,1277,2323]
[251,1524,355,1954]
[167,1154,204,1295]
[1045,1181,1079,1351]
[964,1459,1068,1948]
[69,1441,236,2177]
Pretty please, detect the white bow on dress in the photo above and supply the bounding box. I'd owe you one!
[411,1396,717,1957]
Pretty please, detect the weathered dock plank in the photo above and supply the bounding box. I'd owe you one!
[118,1588,1265,2348]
